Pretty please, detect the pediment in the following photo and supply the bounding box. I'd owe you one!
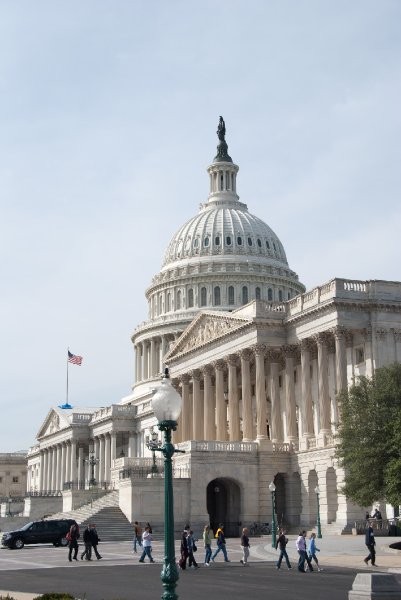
[37,407,72,440]
[166,311,251,360]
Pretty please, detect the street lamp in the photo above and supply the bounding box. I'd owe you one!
[8,498,12,517]
[147,429,162,476]
[268,481,276,548]
[315,485,322,539]
[85,446,100,488]
[151,368,184,600]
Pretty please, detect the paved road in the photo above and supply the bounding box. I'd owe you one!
[0,537,400,600]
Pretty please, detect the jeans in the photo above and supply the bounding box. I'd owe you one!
[242,545,250,564]
[92,543,101,559]
[211,542,229,561]
[204,544,212,564]
[277,548,291,568]
[81,542,92,560]
[133,535,142,552]
[139,546,154,562]
[188,550,198,567]
[365,544,376,565]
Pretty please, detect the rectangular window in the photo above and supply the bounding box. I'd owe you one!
[355,347,365,364]
[12,476,19,483]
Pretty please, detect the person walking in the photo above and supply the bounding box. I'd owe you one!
[133,521,142,553]
[296,530,313,572]
[275,528,292,570]
[308,532,322,571]
[81,525,92,561]
[139,525,155,563]
[240,527,250,565]
[89,524,102,560]
[67,523,80,562]
[364,522,376,566]
[178,527,189,570]
[203,525,212,566]
[187,530,199,569]
[211,523,229,562]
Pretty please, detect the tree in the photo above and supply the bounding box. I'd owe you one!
[336,363,401,507]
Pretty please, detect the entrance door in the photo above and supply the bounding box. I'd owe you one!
[207,478,240,537]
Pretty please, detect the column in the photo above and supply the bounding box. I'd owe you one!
[191,370,203,440]
[150,338,156,377]
[284,346,298,441]
[202,365,215,440]
[240,350,253,441]
[111,432,117,464]
[334,327,347,394]
[268,351,283,443]
[227,355,240,441]
[39,451,44,492]
[99,436,105,483]
[77,445,84,488]
[180,375,191,441]
[301,339,314,437]
[172,378,182,444]
[71,440,77,484]
[135,345,140,383]
[214,360,227,441]
[161,336,169,372]
[46,448,52,491]
[128,432,135,457]
[254,345,268,440]
[143,341,149,380]
[94,438,100,482]
[56,445,62,490]
[105,434,111,483]
[316,333,331,433]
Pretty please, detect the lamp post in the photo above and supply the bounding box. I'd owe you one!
[151,368,185,600]
[85,446,100,488]
[268,481,276,548]
[147,429,162,476]
[8,498,12,517]
[315,485,322,539]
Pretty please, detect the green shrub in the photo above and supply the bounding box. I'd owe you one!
[0,595,17,600]
[33,594,75,600]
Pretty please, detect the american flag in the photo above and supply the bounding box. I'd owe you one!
[68,351,83,366]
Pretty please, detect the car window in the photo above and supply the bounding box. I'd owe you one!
[30,522,45,532]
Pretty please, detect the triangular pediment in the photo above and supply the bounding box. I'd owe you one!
[166,311,252,361]
[37,407,73,439]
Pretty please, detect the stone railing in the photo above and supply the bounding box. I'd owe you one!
[113,456,163,470]
[176,440,258,453]
[91,404,137,423]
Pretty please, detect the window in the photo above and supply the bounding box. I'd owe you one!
[204,237,210,247]
[200,287,207,307]
[268,288,273,301]
[278,290,283,301]
[176,290,181,310]
[288,292,291,300]
[193,238,198,248]
[228,286,234,305]
[226,236,232,246]
[12,476,19,483]
[242,286,248,304]
[188,288,194,308]
[214,286,221,306]
[273,242,277,251]
[255,287,261,300]
[247,237,252,246]
[266,240,270,249]
[355,347,365,364]
[237,236,242,245]
[215,236,220,246]
[166,293,171,312]
[257,239,262,247]
[278,375,282,388]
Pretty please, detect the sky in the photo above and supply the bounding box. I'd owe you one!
[0,0,400,452]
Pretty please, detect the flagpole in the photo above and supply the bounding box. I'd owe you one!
[66,348,69,406]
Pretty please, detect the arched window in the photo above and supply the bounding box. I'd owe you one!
[193,238,198,248]
[237,236,243,245]
[242,286,248,304]
[255,287,261,300]
[200,287,207,307]
[268,288,273,301]
[278,290,283,302]
[176,290,181,310]
[257,239,262,247]
[188,288,194,308]
[273,242,277,252]
[226,236,232,246]
[166,293,171,311]
[204,237,210,247]
[247,237,252,246]
[215,236,220,246]
[288,292,291,300]
[228,286,235,305]
[266,240,270,249]
[158,294,162,315]
[214,286,221,306]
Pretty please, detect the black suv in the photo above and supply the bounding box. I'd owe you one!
[1,519,78,549]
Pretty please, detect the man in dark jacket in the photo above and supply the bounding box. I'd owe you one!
[364,523,376,566]
[89,524,102,560]
[275,528,292,569]
[81,525,92,561]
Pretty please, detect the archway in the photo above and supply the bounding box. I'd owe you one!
[273,473,287,528]
[326,467,338,523]
[308,469,318,526]
[207,478,241,537]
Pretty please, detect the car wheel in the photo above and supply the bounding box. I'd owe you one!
[53,541,60,547]
[13,538,24,550]
[59,536,68,547]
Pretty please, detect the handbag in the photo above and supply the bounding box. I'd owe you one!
[193,542,197,552]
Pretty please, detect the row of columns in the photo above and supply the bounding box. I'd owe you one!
[172,327,348,445]
[135,334,180,383]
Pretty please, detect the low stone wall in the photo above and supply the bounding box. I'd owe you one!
[23,496,63,519]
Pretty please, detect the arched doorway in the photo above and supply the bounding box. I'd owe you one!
[274,473,287,528]
[326,467,338,523]
[308,469,318,526]
[207,478,241,537]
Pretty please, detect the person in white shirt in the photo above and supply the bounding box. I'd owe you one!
[296,530,313,572]
[139,526,155,563]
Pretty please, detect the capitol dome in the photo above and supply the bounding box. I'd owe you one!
[133,118,305,351]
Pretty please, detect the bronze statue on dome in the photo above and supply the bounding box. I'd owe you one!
[217,116,226,141]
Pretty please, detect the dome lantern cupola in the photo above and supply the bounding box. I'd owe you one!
[208,116,239,204]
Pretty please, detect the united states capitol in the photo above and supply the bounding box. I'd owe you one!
[24,119,401,535]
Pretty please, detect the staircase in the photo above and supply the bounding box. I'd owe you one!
[49,491,134,541]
